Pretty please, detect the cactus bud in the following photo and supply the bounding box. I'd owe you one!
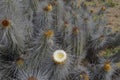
[101,6,106,11]
[28,76,37,80]
[16,58,24,66]
[44,30,54,38]
[72,27,79,35]
[64,21,69,28]
[1,19,11,28]
[90,9,94,14]
[103,62,112,71]
[44,4,52,12]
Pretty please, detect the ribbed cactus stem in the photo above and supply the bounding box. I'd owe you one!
[29,0,39,13]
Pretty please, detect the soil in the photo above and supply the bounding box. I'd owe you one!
[106,0,120,33]
[86,0,120,33]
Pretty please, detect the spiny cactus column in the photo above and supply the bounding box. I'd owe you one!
[0,0,120,80]
[0,0,27,80]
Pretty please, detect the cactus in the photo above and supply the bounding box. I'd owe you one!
[0,0,120,80]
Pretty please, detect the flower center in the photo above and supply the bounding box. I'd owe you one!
[56,52,64,59]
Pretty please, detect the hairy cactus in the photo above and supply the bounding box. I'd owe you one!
[0,0,119,80]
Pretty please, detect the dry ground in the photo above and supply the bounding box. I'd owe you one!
[86,0,120,33]
[106,0,120,33]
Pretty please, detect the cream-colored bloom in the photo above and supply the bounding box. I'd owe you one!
[53,50,67,64]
